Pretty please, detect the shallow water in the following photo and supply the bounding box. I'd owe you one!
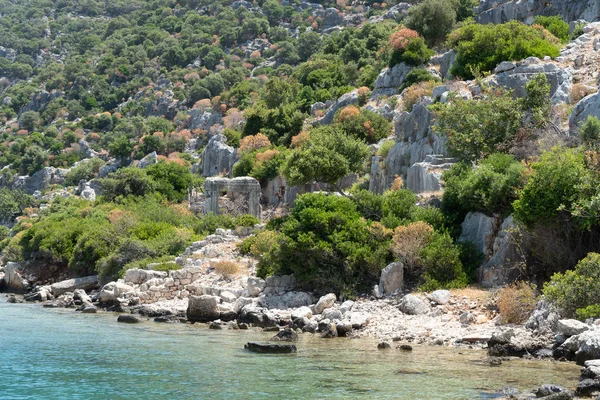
[0,298,580,400]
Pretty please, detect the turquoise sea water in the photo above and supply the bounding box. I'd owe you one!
[0,298,580,400]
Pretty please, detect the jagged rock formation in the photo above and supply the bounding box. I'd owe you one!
[488,57,572,103]
[372,63,413,98]
[475,0,600,25]
[571,91,600,132]
[12,167,68,194]
[369,101,446,193]
[314,89,359,125]
[406,155,455,194]
[200,134,236,177]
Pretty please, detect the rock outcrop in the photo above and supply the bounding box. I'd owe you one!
[314,90,359,125]
[378,262,404,296]
[406,155,455,193]
[372,63,413,98]
[187,295,221,322]
[570,91,600,134]
[1,262,29,292]
[475,0,600,25]
[50,275,99,297]
[200,134,236,177]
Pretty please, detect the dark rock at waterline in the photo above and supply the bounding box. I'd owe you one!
[263,326,280,332]
[238,323,249,330]
[552,346,575,361]
[534,384,570,398]
[270,328,298,342]
[6,294,23,303]
[237,306,277,328]
[81,305,98,313]
[219,310,238,322]
[117,315,140,324]
[244,342,297,354]
[378,342,391,350]
[187,295,220,322]
[541,392,574,400]
[209,321,224,330]
[398,344,413,351]
[320,322,337,338]
[576,379,600,397]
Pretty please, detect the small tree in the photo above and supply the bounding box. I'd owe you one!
[579,116,600,149]
[391,221,434,272]
[405,0,457,46]
[281,126,369,195]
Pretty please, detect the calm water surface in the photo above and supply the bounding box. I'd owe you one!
[0,298,580,400]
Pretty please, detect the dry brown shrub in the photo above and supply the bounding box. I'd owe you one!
[224,109,243,128]
[390,175,404,191]
[391,221,434,271]
[211,260,240,278]
[497,282,537,324]
[239,133,271,153]
[291,131,310,148]
[402,80,437,112]
[336,105,360,122]
[255,148,279,163]
[368,221,393,241]
[389,28,420,51]
[249,50,261,59]
[249,231,280,258]
[570,83,596,104]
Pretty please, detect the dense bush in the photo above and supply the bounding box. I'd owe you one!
[442,154,525,225]
[419,231,468,290]
[533,15,570,43]
[0,189,35,222]
[389,28,434,67]
[432,88,523,162]
[399,68,440,92]
[64,158,105,187]
[448,21,561,79]
[405,0,457,46]
[256,193,393,294]
[579,116,600,148]
[390,221,433,272]
[335,107,392,144]
[543,252,600,318]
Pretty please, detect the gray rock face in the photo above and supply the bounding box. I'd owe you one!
[570,91,600,135]
[378,262,404,296]
[398,294,430,315]
[430,50,456,80]
[237,305,277,327]
[319,8,343,31]
[314,293,337,314]
[246,276,266,297]
[480,215,521,287]
[123,269,168,286]
[322,308,343,321]
[575,329,600,365]
[315,90,359,125]
[21,90,64,113]
[373,102,446,193]
[258,291,315,310]
[14,167,69,194]
[2,262,28,292]
[50,275,99,297]
[488,58,572,103]
[136,152,158,169]
[406,155,455,193]
[558,319,591,337]
[187,295,221,322]
[200,134,236,177]
[526,300,561,333]
[188,109,223,132]
[262,274,296,295]
[459,212,495,255]
[475,0,600,26]
[372,63,413,97]
[382,3,411,20]
[80,184,96,201]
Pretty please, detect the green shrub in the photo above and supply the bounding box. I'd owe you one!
[533,15,570,43]
[442,154,525,226]
[0,188,34,222]
[145,161,193,202]
[576,305,600,321]
[64,158,105,187]
[389,36,435,67]
[405,0,457,46]
[448,21,561,79]
[378,140,396,158]
[522,73,551,125]
[579,116,600,148]
[399,68,440,92]
[543,252,600,318]
[431,89,523,162]
[513,147,588,228]
[571,22,585,40]
[336,109,392,144]
[258,193,392,294]
[419,231,468,290]
[381,189,418,229]
[99,168,157,202]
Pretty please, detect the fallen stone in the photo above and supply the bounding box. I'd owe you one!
[244,342,297,354]
[314,293,336,314]
[187,295,220,322]
[398,294,429,315]
[557,319,590,337]
[270,328,298,342]
[50,275,99,297]
[117,315,140,324]
[428,290,451,305]
[378,342,391,349]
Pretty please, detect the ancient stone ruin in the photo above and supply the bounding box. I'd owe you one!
[204,177,261,219]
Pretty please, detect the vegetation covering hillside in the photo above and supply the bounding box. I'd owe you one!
[2,0,600,319]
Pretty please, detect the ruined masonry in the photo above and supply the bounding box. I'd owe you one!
[204,177,262,219]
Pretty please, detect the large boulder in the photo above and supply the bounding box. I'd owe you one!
[262,274,296,295]
[558,319,591,337]
[406,155,455,193]
[458,212,495,255]
[314,293,336,314]
[97,281,135,304]
[398,294,429,315]
[1,262,29,292]
[188,109,223,132]
[378,262,404,296]
[575,329,600,365]
[244,342,297,353]
[200,134,236,177]
[488,58,572,103]
[246,276,266,297]
[428,290,451,305]
[187,295,221,322]
[372,63,413,97]
[430,50,456,80]
[50,275,99,297]
[570,91,600,134]
[237,305,278,328]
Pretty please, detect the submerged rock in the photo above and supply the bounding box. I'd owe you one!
[244,342,297,354]
[187,295,221,322]
[270,328,298,342]
[117,315,140,324]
